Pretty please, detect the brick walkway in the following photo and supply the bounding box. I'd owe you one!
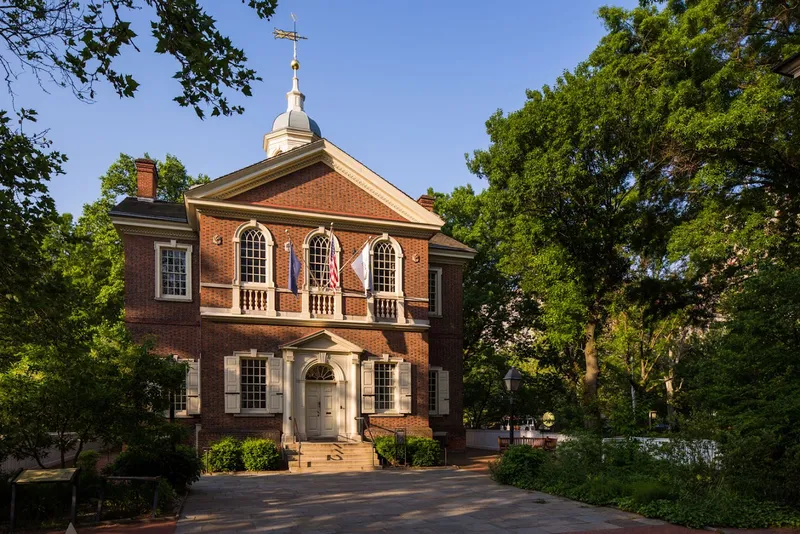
[175,469,704,533]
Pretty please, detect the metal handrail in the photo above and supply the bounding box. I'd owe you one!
[360,416,376,467]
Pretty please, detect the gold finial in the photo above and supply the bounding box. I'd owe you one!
[274,13,307,72]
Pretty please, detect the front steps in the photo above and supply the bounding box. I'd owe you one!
[285,441,380,473]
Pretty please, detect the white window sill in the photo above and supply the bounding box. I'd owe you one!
[429,313,442,318]
[155,296,192,303]
[369,413,407,418]
[234,413,276,418]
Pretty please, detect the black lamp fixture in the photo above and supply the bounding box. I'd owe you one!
[504,367,523,445]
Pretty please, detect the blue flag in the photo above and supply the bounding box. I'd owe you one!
[288,242,301,296]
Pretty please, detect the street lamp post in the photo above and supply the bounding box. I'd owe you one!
[504,367,522,445]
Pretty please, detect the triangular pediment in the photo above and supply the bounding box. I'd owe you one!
[279,329,364,353]
[184,139,443,227]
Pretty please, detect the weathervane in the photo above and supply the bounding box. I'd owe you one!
[273,13,308,70]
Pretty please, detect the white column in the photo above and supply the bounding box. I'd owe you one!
[349,353,361,440]
[283,351,295,442]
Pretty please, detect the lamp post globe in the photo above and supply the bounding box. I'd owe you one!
[504,367,522,445]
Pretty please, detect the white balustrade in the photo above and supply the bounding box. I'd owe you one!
[310,292,335,316]
[374,297,397,320]
[240,288,268,313]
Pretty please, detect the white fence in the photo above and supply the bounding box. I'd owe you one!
[603,436,719,464]
[466,429,566,451]
[1,440,103,473]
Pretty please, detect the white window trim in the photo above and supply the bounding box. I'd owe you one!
[231,221,276,315]
[232,220,275,288]
[302,227,341,290]
[369,234,404,297]
[428,267,442,318]
[154,240,193,302]
[238,350,273,415]
[367,354,410,416]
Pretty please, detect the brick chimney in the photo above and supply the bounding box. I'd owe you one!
[135,158,158,201]
[417,194,435,212]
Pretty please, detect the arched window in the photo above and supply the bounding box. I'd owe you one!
[305,364,335,381]
[372,241,396,293]
[240,228,267,284]
[308,234,330,288]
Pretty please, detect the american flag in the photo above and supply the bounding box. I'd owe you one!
[328,226,339,289]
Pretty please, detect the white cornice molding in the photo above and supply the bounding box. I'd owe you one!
[190,201,440,235]
[199,307,430,331]
[429,249,475,263]
[111,217,197,240]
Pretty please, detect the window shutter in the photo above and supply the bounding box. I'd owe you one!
[224,355,240,414]
[398,361,412,414]
[361,360,375,414]
[187,360,201,415]
[437,370,450,415]
[268,357,283,413]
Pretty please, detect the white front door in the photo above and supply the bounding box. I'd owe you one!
[306,383,336,438]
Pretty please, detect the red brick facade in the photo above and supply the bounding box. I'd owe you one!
[117,157,471,451]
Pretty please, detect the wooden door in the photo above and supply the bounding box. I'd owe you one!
[306,383,321,438]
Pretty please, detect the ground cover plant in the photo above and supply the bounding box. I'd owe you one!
[490,437,800,529]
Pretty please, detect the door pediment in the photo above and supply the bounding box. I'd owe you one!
[280,329,363,354]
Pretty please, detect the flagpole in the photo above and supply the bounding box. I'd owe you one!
[339,237,373,275]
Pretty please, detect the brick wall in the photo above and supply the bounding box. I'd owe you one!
[429,262,466,450]
[228,162,407,222]
[123,234,200,358]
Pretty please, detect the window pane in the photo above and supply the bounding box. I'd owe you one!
[372,241,396,293]
[174,379,187,413]
[309,234,330,287]
[429,370,437,413]
[240,359,268,410]
[161,249,187,296]
[428,270,437,314]
[374,363,395,411]
[240,229,267,283]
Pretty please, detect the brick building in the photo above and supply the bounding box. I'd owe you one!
[111,58,474,457]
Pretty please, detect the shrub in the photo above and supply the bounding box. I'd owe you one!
[490,445,551,488]
[374,435,441,466]
[208,437,243,472]
[76,449,101,473]
[109,444,201,493]
[241,438,281,471]
[408,437,441,467]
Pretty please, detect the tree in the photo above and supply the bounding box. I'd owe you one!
[1,0,278,118]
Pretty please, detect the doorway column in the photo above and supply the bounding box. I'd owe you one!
[282,350,295,442]
[349,352,361,440]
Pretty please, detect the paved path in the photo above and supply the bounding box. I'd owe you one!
[176,469,702,533]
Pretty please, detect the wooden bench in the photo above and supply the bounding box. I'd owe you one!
[498,436,558,453]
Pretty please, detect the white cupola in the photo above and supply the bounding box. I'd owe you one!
[263,58,321,158]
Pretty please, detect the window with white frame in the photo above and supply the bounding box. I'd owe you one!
[173,380,187,415]
[308,234,330,287]
[428,268,442,316]
[154,241,192,301]
[240,229,267,284]
[428,370,437,414]
[240,357,268,412]
[372,241,396,293]
[374,362,395,412]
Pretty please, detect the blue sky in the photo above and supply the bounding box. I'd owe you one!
[2,0,638,217]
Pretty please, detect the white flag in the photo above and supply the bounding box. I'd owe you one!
[350,242,371,291]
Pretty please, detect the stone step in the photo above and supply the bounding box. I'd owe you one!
[289,465,382,473]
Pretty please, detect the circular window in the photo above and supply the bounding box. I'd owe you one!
[305,364,335,381]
